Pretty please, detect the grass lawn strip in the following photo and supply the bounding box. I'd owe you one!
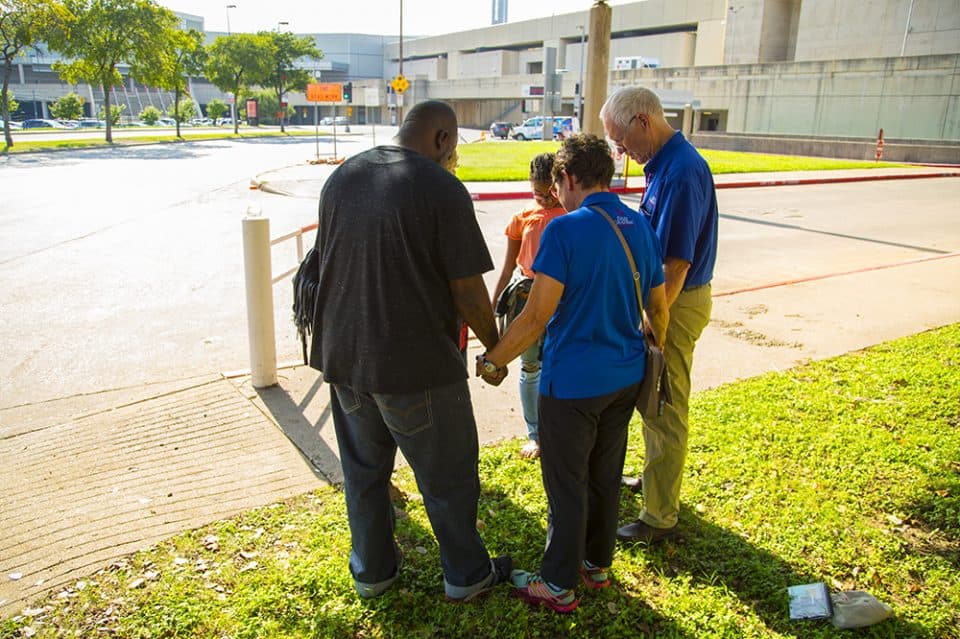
[1,324,957,638]
[453,141,911,182]
[6,134,911,181]
[1,129,346,154]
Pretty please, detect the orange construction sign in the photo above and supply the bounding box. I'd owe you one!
[307,83,343,103]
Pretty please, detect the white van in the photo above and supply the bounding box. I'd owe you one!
[511,116,580,141]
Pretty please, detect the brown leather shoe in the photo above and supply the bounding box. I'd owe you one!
[616,519,678,543]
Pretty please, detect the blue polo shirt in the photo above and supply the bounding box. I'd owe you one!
[641,131,718,288]
[532,192,664,400]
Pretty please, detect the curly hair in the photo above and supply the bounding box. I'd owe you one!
[551,133,615,189]
[529,152,555,183]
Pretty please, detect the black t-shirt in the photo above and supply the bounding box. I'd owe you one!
[309,145,493,393]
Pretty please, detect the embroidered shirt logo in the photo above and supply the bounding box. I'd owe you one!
[616,215,634,225]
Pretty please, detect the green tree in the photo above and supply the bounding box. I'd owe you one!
[0,0,70,148]
[154,27,204,138]
[97,101,124,125]
[247,87,277,125]
[139,104,160,124]
[49,90,84,120]
[259,29,321,133]
[204,32,271,134]
[205,97,226,122]
[47,0,178,143]
[168,97,194,123]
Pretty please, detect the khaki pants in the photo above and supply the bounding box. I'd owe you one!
[639,284,712,528]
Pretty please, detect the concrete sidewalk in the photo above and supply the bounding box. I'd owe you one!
[2,169,959,617]
[256,163,960,200]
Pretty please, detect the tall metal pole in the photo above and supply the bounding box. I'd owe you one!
[576,25,585,125]
[900,0,916,56]
[398,0,404,123]
[226,4,237,126]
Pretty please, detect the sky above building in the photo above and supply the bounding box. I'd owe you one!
[160,0,632,36]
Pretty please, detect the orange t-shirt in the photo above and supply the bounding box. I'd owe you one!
[505,203,567,278]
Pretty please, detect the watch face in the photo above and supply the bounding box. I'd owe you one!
[483,360,498,374]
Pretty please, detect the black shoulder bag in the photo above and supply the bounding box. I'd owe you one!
[291,242,320,365]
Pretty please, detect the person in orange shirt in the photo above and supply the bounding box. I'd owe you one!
[491,153,567,459]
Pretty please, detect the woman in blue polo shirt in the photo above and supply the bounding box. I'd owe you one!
[477,133,669,612]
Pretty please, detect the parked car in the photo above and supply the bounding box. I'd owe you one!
[216,117,234,126]
[190,117,212,126]
[0,119,22,129]
[156,117,177,126]
[489,121,512,139]
[77,118,105,128]
[511,116,580,140]
[21,119,69,129]
[334,116,350,125]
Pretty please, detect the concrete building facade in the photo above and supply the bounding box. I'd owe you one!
[6,0,959,159]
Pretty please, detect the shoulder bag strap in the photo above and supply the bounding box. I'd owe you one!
[590,205,644,320]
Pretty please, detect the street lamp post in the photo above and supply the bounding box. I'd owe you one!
[276,21,289,131]
[226,4,237,127]
[225,4,236,34]
[728,5,743,64]
[576,25,585,125]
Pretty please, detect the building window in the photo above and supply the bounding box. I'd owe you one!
[527,61,543,74]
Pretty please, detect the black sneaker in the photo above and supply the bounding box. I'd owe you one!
[616,519,678,543]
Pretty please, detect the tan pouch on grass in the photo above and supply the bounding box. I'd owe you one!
[830,591,893,629]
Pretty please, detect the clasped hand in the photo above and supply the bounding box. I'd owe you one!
[475,355,508,386]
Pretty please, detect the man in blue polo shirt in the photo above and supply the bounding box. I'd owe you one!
[601,87,719,543]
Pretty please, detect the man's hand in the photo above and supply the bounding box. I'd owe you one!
[475,354,508,386]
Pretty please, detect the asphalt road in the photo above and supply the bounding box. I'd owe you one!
[1,135,959,409]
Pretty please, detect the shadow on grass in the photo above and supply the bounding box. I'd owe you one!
[616,499,930,638]
[901,471,960,569]
[354,483,696,639]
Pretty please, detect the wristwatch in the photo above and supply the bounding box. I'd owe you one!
[479,354,500,375]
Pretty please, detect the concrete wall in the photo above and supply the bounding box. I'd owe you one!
[617,54,960,141]
[386,0,728,73]
[793,0,960,61]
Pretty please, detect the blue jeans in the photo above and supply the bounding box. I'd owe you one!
[329,379,493,597]
[519,339,542,441]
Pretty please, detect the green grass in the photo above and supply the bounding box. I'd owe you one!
[1,129,341,154]
[3,324,958,638]
[454,141,911,181]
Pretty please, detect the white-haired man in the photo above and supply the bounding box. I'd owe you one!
[601,87,719,543]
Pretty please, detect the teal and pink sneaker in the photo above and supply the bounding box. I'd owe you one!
[509,570,579,613]
[579,560,611,590]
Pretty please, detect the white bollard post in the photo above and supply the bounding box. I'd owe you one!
[242,215,278,388]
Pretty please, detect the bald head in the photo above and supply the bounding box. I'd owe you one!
[394,100,459,165]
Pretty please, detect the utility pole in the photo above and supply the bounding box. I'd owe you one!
[582,0,611,137]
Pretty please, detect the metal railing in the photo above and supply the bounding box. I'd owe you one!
[270,222,318,284]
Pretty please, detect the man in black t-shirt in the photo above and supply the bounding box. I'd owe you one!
[310,101,512,601]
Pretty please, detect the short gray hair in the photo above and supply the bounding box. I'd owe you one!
[600,87,664,128]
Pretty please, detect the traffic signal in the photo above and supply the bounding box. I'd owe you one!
[342,82,352,103]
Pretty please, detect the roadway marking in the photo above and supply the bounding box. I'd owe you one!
[714,251,960,297]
